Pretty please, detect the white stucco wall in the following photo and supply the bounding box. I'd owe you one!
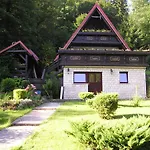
[63,66,146,99]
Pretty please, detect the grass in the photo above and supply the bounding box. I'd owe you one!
[12,100,150,150]
[0,108,32,130]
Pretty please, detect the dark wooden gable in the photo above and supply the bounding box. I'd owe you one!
[0,41,40,79]
[63,3,131,51]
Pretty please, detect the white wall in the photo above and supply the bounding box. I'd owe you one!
[63,66,146,99]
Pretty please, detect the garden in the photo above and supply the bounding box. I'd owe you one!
[12,92,150,150]
[0,74,60,128]
[0,77,43,130]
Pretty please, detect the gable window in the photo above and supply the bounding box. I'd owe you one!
[119,72,128,83]
[74,73,86,83]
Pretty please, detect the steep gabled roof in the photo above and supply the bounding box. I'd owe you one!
[0,41,39,61]
[63,3,131,50]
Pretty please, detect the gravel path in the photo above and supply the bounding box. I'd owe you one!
[0,102,61,150]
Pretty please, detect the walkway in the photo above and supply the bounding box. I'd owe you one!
[0,102,61,150]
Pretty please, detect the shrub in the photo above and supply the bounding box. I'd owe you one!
[43,79,53,97]
[66,116,150,150]
[21,80,30,88]
[87,93,118,119]
[51,77,60,99]
[13,78,24,88]
[13,89,27,100]
[78,92,95,101]
[45,72,60,99]
[66,121,95,149]
[132,95,142,107]
[0,92,13,106]
[0,78,16,92]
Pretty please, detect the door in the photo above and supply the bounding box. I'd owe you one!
[88,73,102,94]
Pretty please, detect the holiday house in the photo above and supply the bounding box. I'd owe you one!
[57,3,148,99]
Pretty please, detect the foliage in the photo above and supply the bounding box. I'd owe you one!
[132,95,142,107]
[78,92,94,101]
[25,84,36,99]
[0,78,16,92]
[45,72,60,99]
[87,93,118,119]
[17,98,42,109]
[75,13,87,27]
[127,1,150,49]
[13,89,27,101]
[67,116,150,150]
[65,121,95,147]
[43,79,53,97]
[0,55,15,81]
[131,86,143,107]
[0,92,13,105]
[21,80,30,88]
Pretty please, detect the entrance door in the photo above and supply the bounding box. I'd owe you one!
[88,73,102,94]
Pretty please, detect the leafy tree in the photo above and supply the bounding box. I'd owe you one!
[127,1,150,49]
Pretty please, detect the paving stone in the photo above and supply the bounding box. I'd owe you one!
[0,126,35,150]
[12,109,56,126]
[0,102,62,150]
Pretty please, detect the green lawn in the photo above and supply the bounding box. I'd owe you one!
[0,108,32,130]
[13,100,150,150]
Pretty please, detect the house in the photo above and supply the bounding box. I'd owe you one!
[56,3,149,99]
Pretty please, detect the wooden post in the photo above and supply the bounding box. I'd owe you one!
[25,54,28,78]
[41,68,46,79]
[33,65,37,78]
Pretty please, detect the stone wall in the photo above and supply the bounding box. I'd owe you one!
[63,66,146,99]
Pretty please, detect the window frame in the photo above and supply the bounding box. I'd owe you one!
[74,72,87,83]
[119,72,128,83]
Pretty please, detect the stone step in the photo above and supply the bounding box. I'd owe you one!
[12,109,56,126]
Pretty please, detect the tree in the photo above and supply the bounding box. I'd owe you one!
[127,0,150,49]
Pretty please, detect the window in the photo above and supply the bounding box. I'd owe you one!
[74,73,86,83]
[119,72,128,83]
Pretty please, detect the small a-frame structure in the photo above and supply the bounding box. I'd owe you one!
[0,41,40,79]
[56,3,149,99]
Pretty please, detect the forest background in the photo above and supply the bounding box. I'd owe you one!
[0,0,150,66]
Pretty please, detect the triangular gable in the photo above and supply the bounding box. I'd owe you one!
[0,41,39,61]
[63,3,131,50]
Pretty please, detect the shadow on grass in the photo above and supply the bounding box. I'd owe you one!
[62,101,86,106]
[114,114,150,119]
[56,108,96,117]
[118,104,150,108]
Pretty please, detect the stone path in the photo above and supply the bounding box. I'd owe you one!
[0,102,61,150]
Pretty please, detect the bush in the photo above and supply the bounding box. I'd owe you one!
[1,78,16,92]
[0,92,13,105]
[132,95,142,107]
[66,116,150,150]
[13,89,27,100]
[78,92,95,101]
[87,93,118,119]
[43,79,53,97]
[21,80,30,88]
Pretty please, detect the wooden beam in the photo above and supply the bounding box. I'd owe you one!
[25,55,28,77]
[41,68,46,79]
[7,50,26,53]
[19,54,26,61]
[33,65,37,78]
